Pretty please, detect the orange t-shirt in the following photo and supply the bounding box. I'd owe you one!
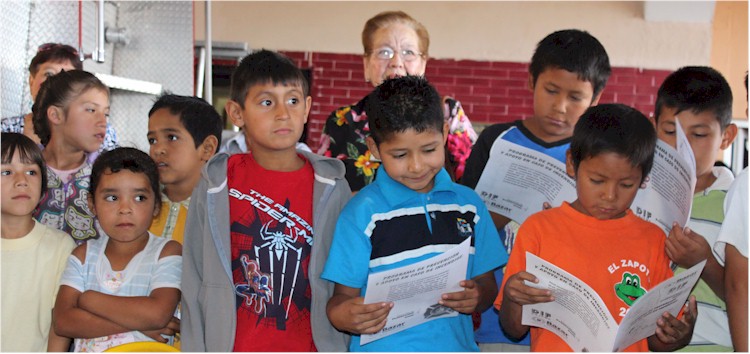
[495,202,672,352]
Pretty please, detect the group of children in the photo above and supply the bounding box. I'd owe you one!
[1,27,746,353]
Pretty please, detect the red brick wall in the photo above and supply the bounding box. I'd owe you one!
[281,51,672,151]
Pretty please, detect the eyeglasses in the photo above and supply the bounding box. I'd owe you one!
[37,43,79,56]
[370,47,423,62]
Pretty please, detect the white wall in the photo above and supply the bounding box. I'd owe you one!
[195,1,714,70]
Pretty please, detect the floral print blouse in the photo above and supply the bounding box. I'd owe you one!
[317,96,477,192]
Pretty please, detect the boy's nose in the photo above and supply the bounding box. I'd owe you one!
[274,104,290,120]
[118,200,134,214]
[552,96,567,113]
[601,185,617,201]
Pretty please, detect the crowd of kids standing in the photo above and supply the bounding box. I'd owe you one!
[1,9,747,353]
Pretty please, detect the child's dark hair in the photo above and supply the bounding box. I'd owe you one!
[32,70,109,146]
[29,43,83,75]
[529,29,611,98]
[229,49,309,107]
[1,132,47,197]
[90,147,161,207]
[148,94,223,149]
[366,76,443,145]
[570,104,656,182]
[655,66,733,129]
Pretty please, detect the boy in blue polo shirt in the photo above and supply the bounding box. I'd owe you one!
[322,76,506,352]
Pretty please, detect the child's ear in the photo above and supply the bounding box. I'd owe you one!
[719,123,738,150]
[304,96,312,124]
[225,100,245,129]
[365,136,381,161]
[527,73,535,92]
[152,202,161,217]
[565,149,576,179]
[442,122,449,145]
[590,90,603,106]
[87,194,97,217]
[198,135,219,161]
[47,106,65,125]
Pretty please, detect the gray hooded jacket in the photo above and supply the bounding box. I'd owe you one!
[181,150,351,351]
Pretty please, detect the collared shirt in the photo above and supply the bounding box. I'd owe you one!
[322,167,505,352]
[149,191,191,244]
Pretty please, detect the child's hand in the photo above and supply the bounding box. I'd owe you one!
[666,223,710,268]
[141,316,180,343]
[328,284,394,335]
[335,297,392,334]
[649,296,697,351]
[439,280,481,314]
[504,271,554,305]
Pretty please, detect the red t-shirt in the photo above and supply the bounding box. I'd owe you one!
[228,153,316,352]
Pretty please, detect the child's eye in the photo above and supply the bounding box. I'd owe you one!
[147,137,157,145]
[589,179,603,185]
[134,195,148,202]
[662,129,676,136]
[620,183,635,189]
[392,153,406,159]
[260,99,272,107]
[569,95,583,102]
[1,170,10,176]
[287,97,300,105]
[168,135,178,141]
[544,88,557,94]
[104,195,117,202]
[423,148,437,154]
[104,112,111,119]
[693,133,707,138]
[25,170,37,176]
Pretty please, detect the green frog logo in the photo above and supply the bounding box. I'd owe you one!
[614,272,646,306]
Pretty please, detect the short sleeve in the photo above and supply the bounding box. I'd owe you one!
[59,255,86,292]
[321,210,372,290]
[713,169,749,265]
[151,255,182,290]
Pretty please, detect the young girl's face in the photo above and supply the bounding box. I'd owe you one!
[56,88,109,153]
[1,151,43,218]
[90,169,158,244]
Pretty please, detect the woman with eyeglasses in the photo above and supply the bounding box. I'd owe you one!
[316,11,477,191]
[1,43,118,151]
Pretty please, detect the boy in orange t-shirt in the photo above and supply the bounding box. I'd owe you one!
[495,104,697,352]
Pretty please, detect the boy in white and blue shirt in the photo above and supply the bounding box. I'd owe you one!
[322,76,506,352]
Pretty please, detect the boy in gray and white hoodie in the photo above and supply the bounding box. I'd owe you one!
[181,50,351,352]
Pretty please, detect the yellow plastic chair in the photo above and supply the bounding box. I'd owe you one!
[104,341,179,352]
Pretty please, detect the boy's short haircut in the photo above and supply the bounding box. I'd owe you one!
[655,66,734,129]
[148,94,223,149]
[1,132,48,197]
[29,43,83,75]
[90,147,161,207]
[365,75,443,145]
[529,29,611,98]
[570,103,656,182]
[32,70,109,146]
[229,49,309,107]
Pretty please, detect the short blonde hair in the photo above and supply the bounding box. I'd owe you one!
[361,11,430,58]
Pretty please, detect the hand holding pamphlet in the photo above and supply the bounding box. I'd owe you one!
[522,252,705,352]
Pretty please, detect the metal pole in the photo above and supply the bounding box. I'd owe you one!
[205,0,212,104]
[94,0,105,63]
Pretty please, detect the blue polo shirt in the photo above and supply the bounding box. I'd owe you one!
[322,167,506,352]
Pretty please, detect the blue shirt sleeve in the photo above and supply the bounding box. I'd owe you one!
[321,204,372,291]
